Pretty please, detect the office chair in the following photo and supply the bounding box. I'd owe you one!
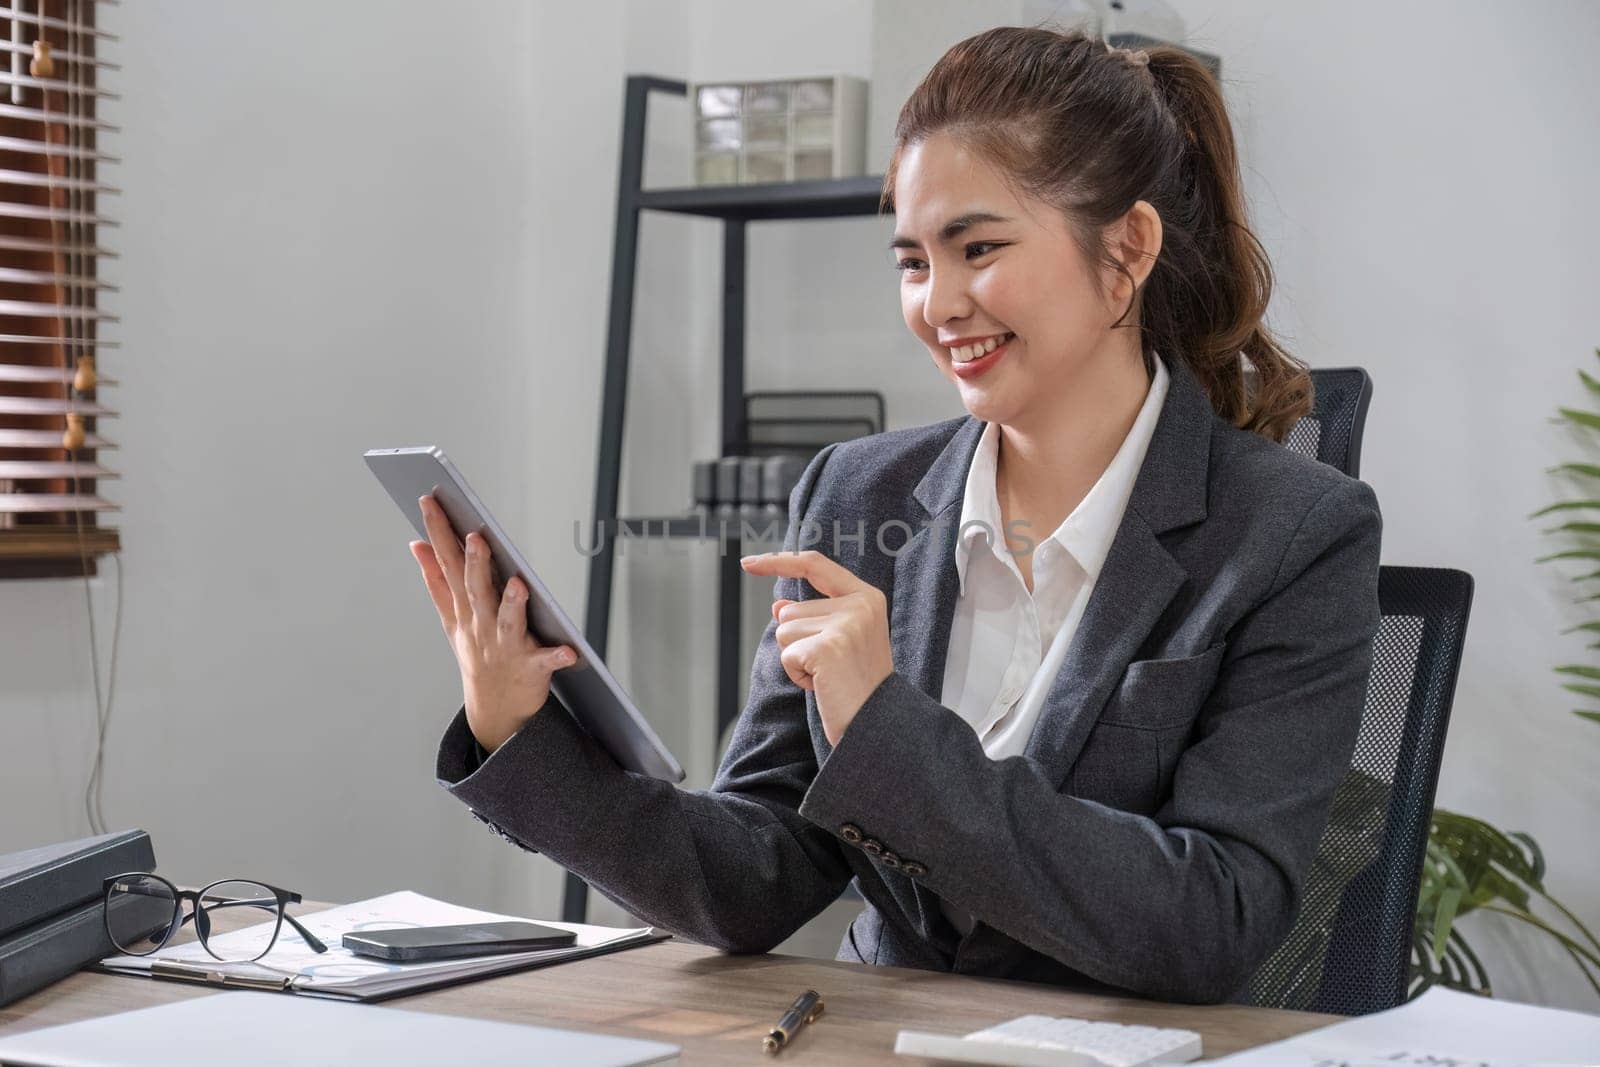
[1283,367,1374,478]
[1241,565,1474,1014]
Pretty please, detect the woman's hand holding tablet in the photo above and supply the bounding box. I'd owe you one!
[410,492,579,754]
[367,445,682,781]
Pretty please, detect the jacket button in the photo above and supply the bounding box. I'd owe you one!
[903,861,927,877]
[840,824,863,844]
[880,852,901,869]
[861,838,883,856]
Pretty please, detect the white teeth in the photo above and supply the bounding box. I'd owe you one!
[950,333,1011,363]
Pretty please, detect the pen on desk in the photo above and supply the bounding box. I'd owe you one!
[764,988,824,1054]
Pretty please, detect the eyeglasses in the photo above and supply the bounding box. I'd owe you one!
[103,872,331,963]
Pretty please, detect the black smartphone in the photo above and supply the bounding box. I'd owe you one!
[341,921,577,962]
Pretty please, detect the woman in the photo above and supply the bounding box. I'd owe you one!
[411,27,1381,1004]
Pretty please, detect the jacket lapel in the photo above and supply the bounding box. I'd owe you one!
[890,416,984,701]
[810,417,978,765]
[1020,356,1213,784]
[1017,510,1186,782]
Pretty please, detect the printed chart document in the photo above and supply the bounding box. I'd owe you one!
[1209,986,1600,1067]
[98,890,668,1002]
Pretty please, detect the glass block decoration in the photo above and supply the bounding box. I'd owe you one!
[689,75,867,186]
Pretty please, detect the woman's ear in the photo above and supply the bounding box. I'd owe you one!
[1104,200,1163,303]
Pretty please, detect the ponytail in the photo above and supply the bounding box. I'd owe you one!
[1142,44,1311,441]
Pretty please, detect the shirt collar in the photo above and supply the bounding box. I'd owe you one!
[953,355,1171,595]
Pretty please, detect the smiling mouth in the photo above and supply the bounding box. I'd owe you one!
[948,332,1015,363]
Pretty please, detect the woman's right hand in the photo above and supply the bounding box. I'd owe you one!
[410,493,577,754]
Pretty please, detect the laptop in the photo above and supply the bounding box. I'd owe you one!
[0,993,680,1066]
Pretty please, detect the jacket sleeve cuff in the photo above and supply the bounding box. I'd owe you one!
[435,692,570,787]
[435,695,598,855]
[436,706,484,784]
[797,672,969,862]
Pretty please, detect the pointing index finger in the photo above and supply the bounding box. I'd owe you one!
[739,550,862,598]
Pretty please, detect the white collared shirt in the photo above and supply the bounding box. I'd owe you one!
[936,356,1169,934]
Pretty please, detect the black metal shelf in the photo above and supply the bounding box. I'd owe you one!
[567,73,891,923]
[637,176,886,221]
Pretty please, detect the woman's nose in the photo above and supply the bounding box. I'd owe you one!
[922,266,974,330]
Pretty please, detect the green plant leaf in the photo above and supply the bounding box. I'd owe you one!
[1546,463,1600,479]
[1529,500,1600,518]
[1577,710,1600,725]
[1509,831,1548,882]
[1559,408,1600,432]
[1554,665,1600,680]
[1560,620,1600,635]
[1432,886,1462,966]
[1480,904,1600,977]
[1559,682,1600,700]
[1544,522,1600,535]
[1536,550,1600,564]
[1475,869,1532,912]
[1581,369,1600,396]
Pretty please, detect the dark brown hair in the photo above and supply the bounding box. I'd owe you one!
[882,26,1311,442]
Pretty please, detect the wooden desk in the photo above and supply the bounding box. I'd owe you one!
[0,904,1340,1064]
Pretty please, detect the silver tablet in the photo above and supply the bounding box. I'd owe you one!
[365,446,684,783]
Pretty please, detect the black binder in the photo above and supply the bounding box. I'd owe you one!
[0,897,113,1008]
[0,829,156,1007]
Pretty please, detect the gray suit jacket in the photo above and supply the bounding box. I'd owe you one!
[435,355,1382,1004]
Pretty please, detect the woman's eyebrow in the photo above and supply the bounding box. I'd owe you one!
[889,211,1012,251]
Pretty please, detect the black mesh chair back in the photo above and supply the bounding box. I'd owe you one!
[1283,368,1374,477]
[1242,566,1474,1014]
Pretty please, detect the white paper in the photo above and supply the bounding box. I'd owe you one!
[99,890,660,997]
[1208,987,1600,1066]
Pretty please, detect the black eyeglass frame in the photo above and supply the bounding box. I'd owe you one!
[102,872,330,962]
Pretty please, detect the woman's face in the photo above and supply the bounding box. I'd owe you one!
[891,132,1127,426]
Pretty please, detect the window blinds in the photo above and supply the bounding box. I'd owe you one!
[0,0,117,576]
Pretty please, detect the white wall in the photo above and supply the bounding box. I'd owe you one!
[3,0,1597,1012]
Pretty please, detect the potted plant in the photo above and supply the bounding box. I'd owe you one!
[1408,350,1600,1000]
